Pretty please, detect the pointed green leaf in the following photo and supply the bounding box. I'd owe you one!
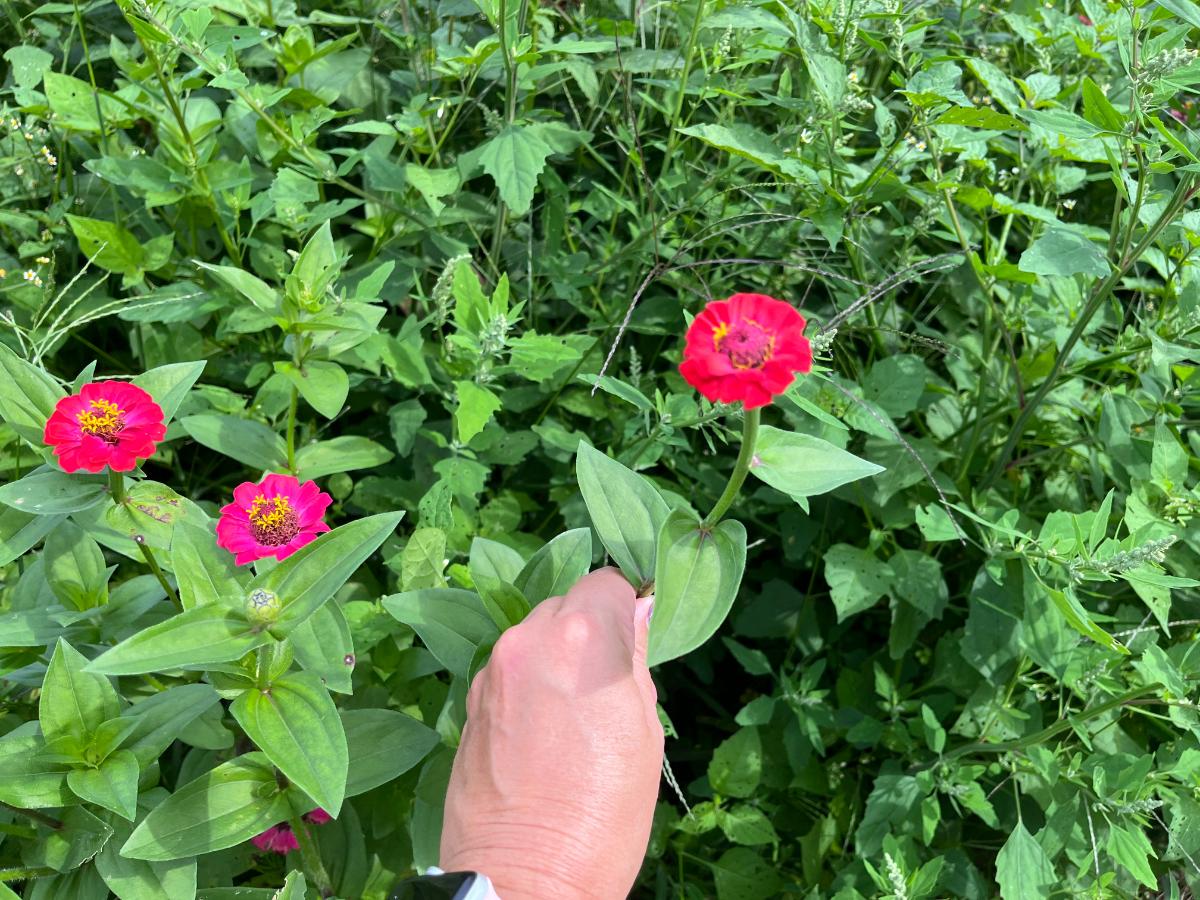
[647,511,747,666]
[0,469,108,515]
[514,528,592,604]
[172,520,248,610]
[290,602,355,694]
[230,672,348,816]
[0,731,71,808]
[750,426,884,502]
[454,381,502,444]
[276,360,349,420]
[576,442,671,591]
[477,124,553,216]
[67,749,140,820]
[342,708,440,797]
[132,361,206,425]
[0,343,64,444]
[996,822,1055,900]
[121,754,289,861]
[87,605,271,675]
[383,589,499,679]
[180,414,287,471]
[40,638,121,743]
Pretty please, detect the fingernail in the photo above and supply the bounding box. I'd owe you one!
[636,595,655,625]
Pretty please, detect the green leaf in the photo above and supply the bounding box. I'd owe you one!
[180,414,287,471]
[1081,77,1125,132]
[936,106,1023,130]
[1158,0,1200,29]
[824,544,894,621]
[0,342,65,444]
[709,727,762,798]
[342,708,441,797]
[468,537,526,586]
[514,528,593,604]
[172,521,248,610]
[1040,578,1127,654]
[44,71,128,131]
[0,469,108,514]
[44,521,109,610]
[105,481,204,552]
[276,360,348,419]
[96,828,197,900]
[0,507,65,566]
[295,436,394,480]
[247,511,402,636]
[122,754,290,861]
[750,427,883,503]
[4,45,53,88]
[288,601,355,694]
[230,671,348,816]
[132,361,206,426]
[863,354,930,418]
[995,822,1056,900]
[275,871,307,900]
[40,638,120,744]
[576,442,671,591]
[87,605,271,676]
[121,683,222,767]
[678,122,814,180]
[400,527,447,590]
[405,164,461,215]
[477,124,555,216]
[709,847,783,900]
[718,804,779,846]
[27,806,114,873]
[648,511,747,667]
[66,214,169,280]
[195,262,279,312]
[383,589,500,679]
[1106,823,1158,888]
[287,221,342,308]
[454,381,502,444]
[0,731,71,808]
[388,399,427,456]
[577,374,654,411]
[67,749,140,820]
[1018,228,1110,278]
[506,333,584,381]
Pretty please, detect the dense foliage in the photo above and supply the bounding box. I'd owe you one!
[3,0,1200,897]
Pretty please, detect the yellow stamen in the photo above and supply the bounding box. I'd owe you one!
[249,495,294,528]
[76,398,124,440]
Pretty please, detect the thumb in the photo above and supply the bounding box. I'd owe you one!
[633,595,654,667]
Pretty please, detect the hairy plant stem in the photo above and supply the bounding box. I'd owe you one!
[0,866,56,882]
[289,814,333,896]
[702,407,759,528]
[982,174,1197,489]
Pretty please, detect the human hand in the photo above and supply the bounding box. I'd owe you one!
[439,567,664,899]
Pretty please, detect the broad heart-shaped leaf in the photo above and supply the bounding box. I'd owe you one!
[40,638,121,744]
[172,520,248,610]
[180,414,287,471]
[647,512,748,667]
[1018,228,1110,279]
[750,427,884,505]
[383,589,500,679]
[995,822,1056,900]
[0,340,65,444]
[249,511,404,637]
[230,672,348,816]
[275,360,349,420]
[824,544,895,622]
[121,683,221,767]
[576,442,671,592]
[477,124,554,216]
[454,380,502,444]
[132,361,206,426]
[67,748,140,820]
[294,436,394,480]
[342,708,440,798]
[86,605,271,676]
[0,730,71,808]
[0,469,108,515]
[290,602,355,694]
[122,753,290,861]
[514,528,592,604]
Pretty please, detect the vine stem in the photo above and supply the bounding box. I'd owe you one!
[702,407,760,528]
[289,815,333,897]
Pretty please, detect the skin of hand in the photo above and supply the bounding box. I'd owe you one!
[438,567,664,899]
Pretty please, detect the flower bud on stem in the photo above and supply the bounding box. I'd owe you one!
[702,407,760,529]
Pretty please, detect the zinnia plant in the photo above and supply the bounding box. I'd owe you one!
[42,381,166,474]
[216,473,333,565]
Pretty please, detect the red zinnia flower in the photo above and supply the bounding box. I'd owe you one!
[43,382,167,474]
[250,808,332,856]
[679,293,813,409]
[1078,14,1093,25]
[216,473,332,566]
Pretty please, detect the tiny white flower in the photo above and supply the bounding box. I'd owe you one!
[915,141,927,151]
[983,95,993,105]
[799,129,815,144]
[1010,166,1020,175]
[1063,198,1076,210]
[849,71,859,83]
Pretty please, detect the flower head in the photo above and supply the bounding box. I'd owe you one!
[251,809,332,855]
[217,473,332,565]
[43,382,166,474]
[679,293,812,409]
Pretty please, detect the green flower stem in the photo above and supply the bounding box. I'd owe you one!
[136,538,182,612]
[702,407,760,529]
[286,385,298,473]
[107,468,126,505]
[0,866,56,882]
[0,803,61,831]
[289,814,333,896]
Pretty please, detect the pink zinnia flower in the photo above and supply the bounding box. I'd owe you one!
[252,825,299,855]
[1078,14,1093,25]
[216,473,332,565]
[43,382,166,473]
[250,809,332,855]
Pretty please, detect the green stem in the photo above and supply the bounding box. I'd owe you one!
[659,0,708,179]
[136,538,182,612]
[0,866,56,882]
[108,468,126,504]
[289,815,333,896]
[0,803,61,831]
[286,386,298,473]
[702,407,760,528]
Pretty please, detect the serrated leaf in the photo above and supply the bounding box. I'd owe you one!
[477,124,554,216]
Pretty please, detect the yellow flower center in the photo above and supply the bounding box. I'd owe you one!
[76,398,125,443]
[248,495,300,546]
[713,318,775,369]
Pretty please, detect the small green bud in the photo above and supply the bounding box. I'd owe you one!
[245,588,281,626]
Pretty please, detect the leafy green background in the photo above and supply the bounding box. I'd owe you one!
[3,0,1200,897]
